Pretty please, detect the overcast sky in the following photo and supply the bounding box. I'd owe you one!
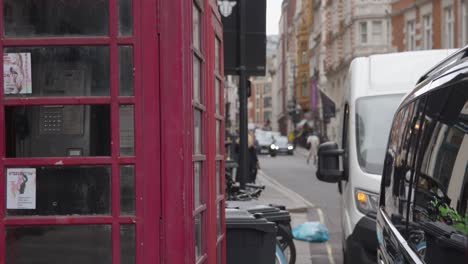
[267,0,282,35]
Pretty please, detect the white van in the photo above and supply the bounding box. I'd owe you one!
[315,50,455,264]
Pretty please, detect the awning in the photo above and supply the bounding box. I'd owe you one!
[320,91,336,120]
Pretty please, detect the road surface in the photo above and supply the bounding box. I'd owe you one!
[259,151,343,264]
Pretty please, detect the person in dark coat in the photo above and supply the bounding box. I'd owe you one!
[248,134,259,183]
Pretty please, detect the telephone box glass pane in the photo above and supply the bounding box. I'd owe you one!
[194,110,202,154]
[216,121,220,154]
[119,105,135,156]
[4,46,109,97]
[217,243,222,264]
[195,213,204,259]
[216,202,222,236]
[6,166,110,216]
[119,46,134,96]
[215,38,220,74]
[216,161,221,196]
[120,165,135,215]
[193,5,201,50]
[5,105,111,157]
[3,0,108,37]
[215,80,220,114]
[118,0,132,36]
[120,225,135,264]
[193,56,201,102]
[194,162,202,208]
[5,225,112,264]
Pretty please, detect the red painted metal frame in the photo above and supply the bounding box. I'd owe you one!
[160,0,189,263]
[0,0,224,263]
[0,0,5,262]
[0,1,153,264]
[211,2,226,263]
[140,0,160,263]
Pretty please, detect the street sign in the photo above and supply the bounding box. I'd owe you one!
[220,0,266,76]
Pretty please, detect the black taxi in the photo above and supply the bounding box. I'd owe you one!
[377,47,468,263]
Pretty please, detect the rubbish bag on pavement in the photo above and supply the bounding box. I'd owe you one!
[292,222,329,242]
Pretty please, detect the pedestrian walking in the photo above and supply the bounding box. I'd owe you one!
[306,132,320,165]
[248,134,260,183]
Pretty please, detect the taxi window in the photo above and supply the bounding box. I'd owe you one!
[408,83,468,262]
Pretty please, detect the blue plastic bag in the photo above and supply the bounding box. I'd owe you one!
[292,222,329,242]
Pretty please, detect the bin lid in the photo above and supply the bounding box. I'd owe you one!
[247,205,291,222]
[247,205,281,214]
[225,208,277,233]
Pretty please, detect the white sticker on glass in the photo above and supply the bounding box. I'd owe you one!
[4,53,32,94]
[7,168,36,209]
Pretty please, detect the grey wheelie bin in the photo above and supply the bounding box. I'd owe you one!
[226,208,277,264]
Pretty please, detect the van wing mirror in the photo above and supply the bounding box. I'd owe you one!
[316,142,344,183]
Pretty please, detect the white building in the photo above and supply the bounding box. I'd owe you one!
[313,0,393,141]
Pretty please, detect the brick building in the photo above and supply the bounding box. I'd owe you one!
[391,0,468,51]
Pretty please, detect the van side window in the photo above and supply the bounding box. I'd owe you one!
[407,84,468,262]
[382,99,426,232]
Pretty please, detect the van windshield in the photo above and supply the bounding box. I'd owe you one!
[355,94,403,175]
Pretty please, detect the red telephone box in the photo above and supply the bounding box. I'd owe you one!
[0,0,225,264]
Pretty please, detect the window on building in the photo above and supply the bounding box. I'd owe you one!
[301,75,308,97]
[359,21,368,44]
[406,20,416,50]
[422,14,432,50]
[302,51,307,64]
[462,0,468,46]
[264,83,272,94]
[264,111,272,122]
[371,20,382,44]
[263,97,272,108]
[443,6,454,48]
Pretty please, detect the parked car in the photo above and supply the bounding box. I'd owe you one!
[377,47,468,263]
[270,136,294,155]
[315,49,456,264]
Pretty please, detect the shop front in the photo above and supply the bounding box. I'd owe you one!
[0,0,224,263]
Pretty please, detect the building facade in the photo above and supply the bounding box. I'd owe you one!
[248,77,273,129]
[316,0,393,140]
[248,36,277,130]
[276,0,297,135]
[391,0,468,51]
[295,0,313,113]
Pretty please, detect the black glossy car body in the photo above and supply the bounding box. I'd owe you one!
[377,47,468,264]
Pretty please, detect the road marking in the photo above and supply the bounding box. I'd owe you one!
[259,170,336,264]
[317,208,336,264]
[317,208,325,223]
[326,243,336,264]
